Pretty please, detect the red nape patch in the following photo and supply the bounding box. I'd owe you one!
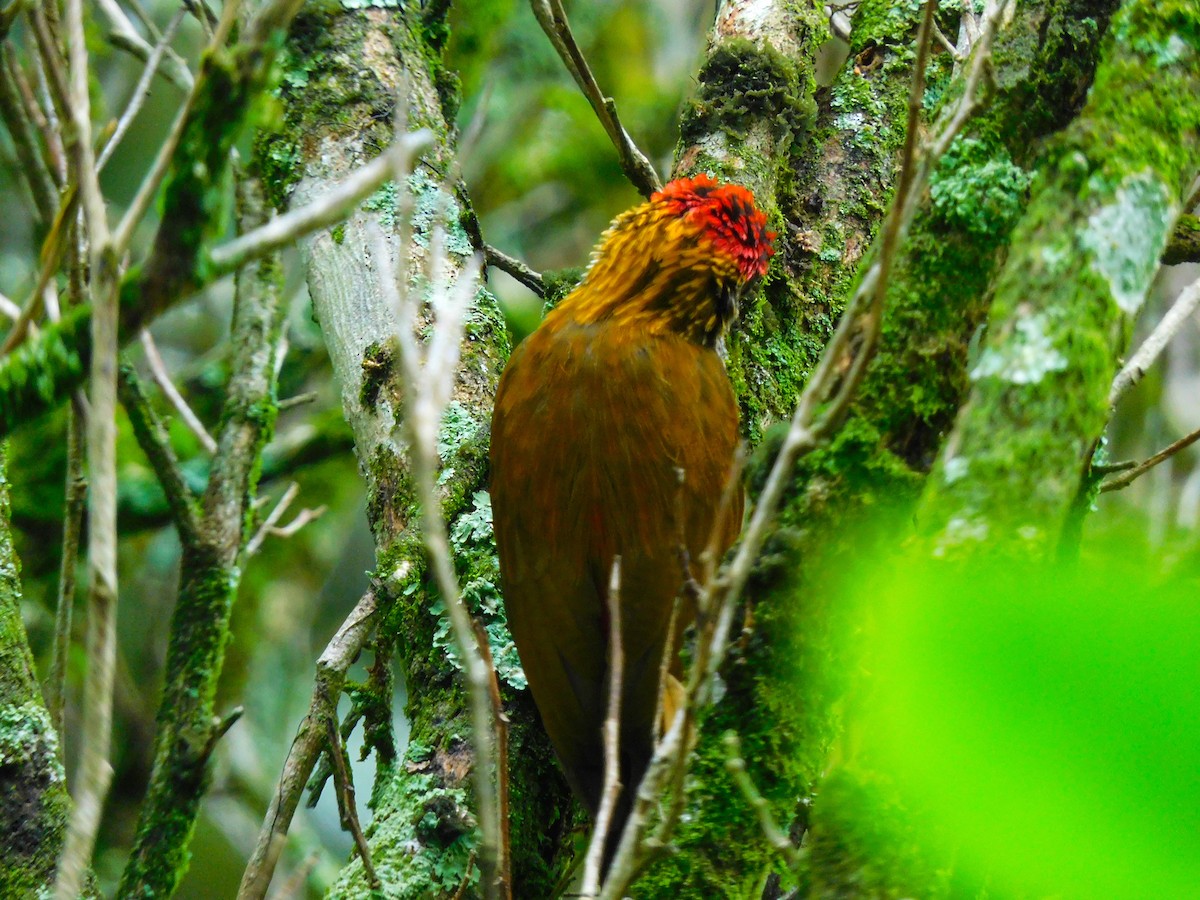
[653,174,776,281]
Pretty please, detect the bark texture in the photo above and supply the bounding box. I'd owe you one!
[0,449,71,896]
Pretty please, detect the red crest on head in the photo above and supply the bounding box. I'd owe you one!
[652,174,776,281]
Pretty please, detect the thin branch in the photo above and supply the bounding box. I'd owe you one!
[24,24,67,182]
[582,557,624,897]
[117,365,202,543]
[55,0,121,886]
[47,399,86,738]
[0,186,79,355]
[484,244,546,297]
[237,589,380,900]
[208,130,432,276]
[723,732,803,870]
[246,482,299,555]
[277,390,318,410]
[112,102,189,254]
[1100,425,1200,494]
[267,504,328,539]
[139,328,219,453]
[374,174,508,895]
[95,0,193,90]
[1109,273,1200,408]
[0,45,58,222]
[97,8,187,171]
[325,717,379,889]
[530,0,661,197]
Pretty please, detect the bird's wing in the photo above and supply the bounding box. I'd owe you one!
[490,317,740,808]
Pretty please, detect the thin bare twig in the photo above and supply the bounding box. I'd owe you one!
[140,328,219,453]
[723,731,803,871]
[582,557,624,897]
[209,130,432,276]
[267,505,328,539]
[47,400,86,738]
[246,482,299,555]
[1109,273,1200,408]
[238,589,380,900]
[325,717,379,888]
[0,45,58,221]
[484,244,546,297]
[1100,425,1200,494]
[111,0,246,254]
[55,0,120,887]
[95,0,193,90]
[277,391,319,410]
[530,0,661,197]
[97,8,187,171]
[375,210,508,897]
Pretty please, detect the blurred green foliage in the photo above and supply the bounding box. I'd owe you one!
[849,545,1200,898]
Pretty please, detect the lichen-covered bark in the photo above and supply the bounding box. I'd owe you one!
[916,0,1200,551]
[269,3,573,896]
[0,448,72,896]
[801,0,1195,894]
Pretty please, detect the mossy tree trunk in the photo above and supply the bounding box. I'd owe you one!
[0,448,73,896]
[269,3,574,896]
[801,0,1199,894]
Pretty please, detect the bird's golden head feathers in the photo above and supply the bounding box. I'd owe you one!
[561,175,775,346]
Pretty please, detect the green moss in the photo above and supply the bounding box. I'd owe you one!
[919,0,1200,548]
[539,266,585,314]
[681,37,815,152]
[359,339,396,409]
[929,137,1033,238]
[332,223,346,244]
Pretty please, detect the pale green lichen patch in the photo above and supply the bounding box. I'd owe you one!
[329,757,479,898]
[364,181,401,231]
[942,456,969,484]
[970,313,1068,384]
[436,401,480,464]
[409,172,474,257]
[1080,171,1173,315]
[431,490,526,690]
[0,702,63,782]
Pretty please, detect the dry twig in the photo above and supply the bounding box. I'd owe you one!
[1109,273,1200,408]
[1100,425,1200,494]
[209,131,432,276]
[97,8,187,171]
[140,328,219,453]
[325,717,379,888]
[55,0,122,890]
[723,731,803,871]
[485,244,546,297]
[582,557,624,897]
[530,0,661,197]
[238,590,380,900]
[374,206,510,896]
